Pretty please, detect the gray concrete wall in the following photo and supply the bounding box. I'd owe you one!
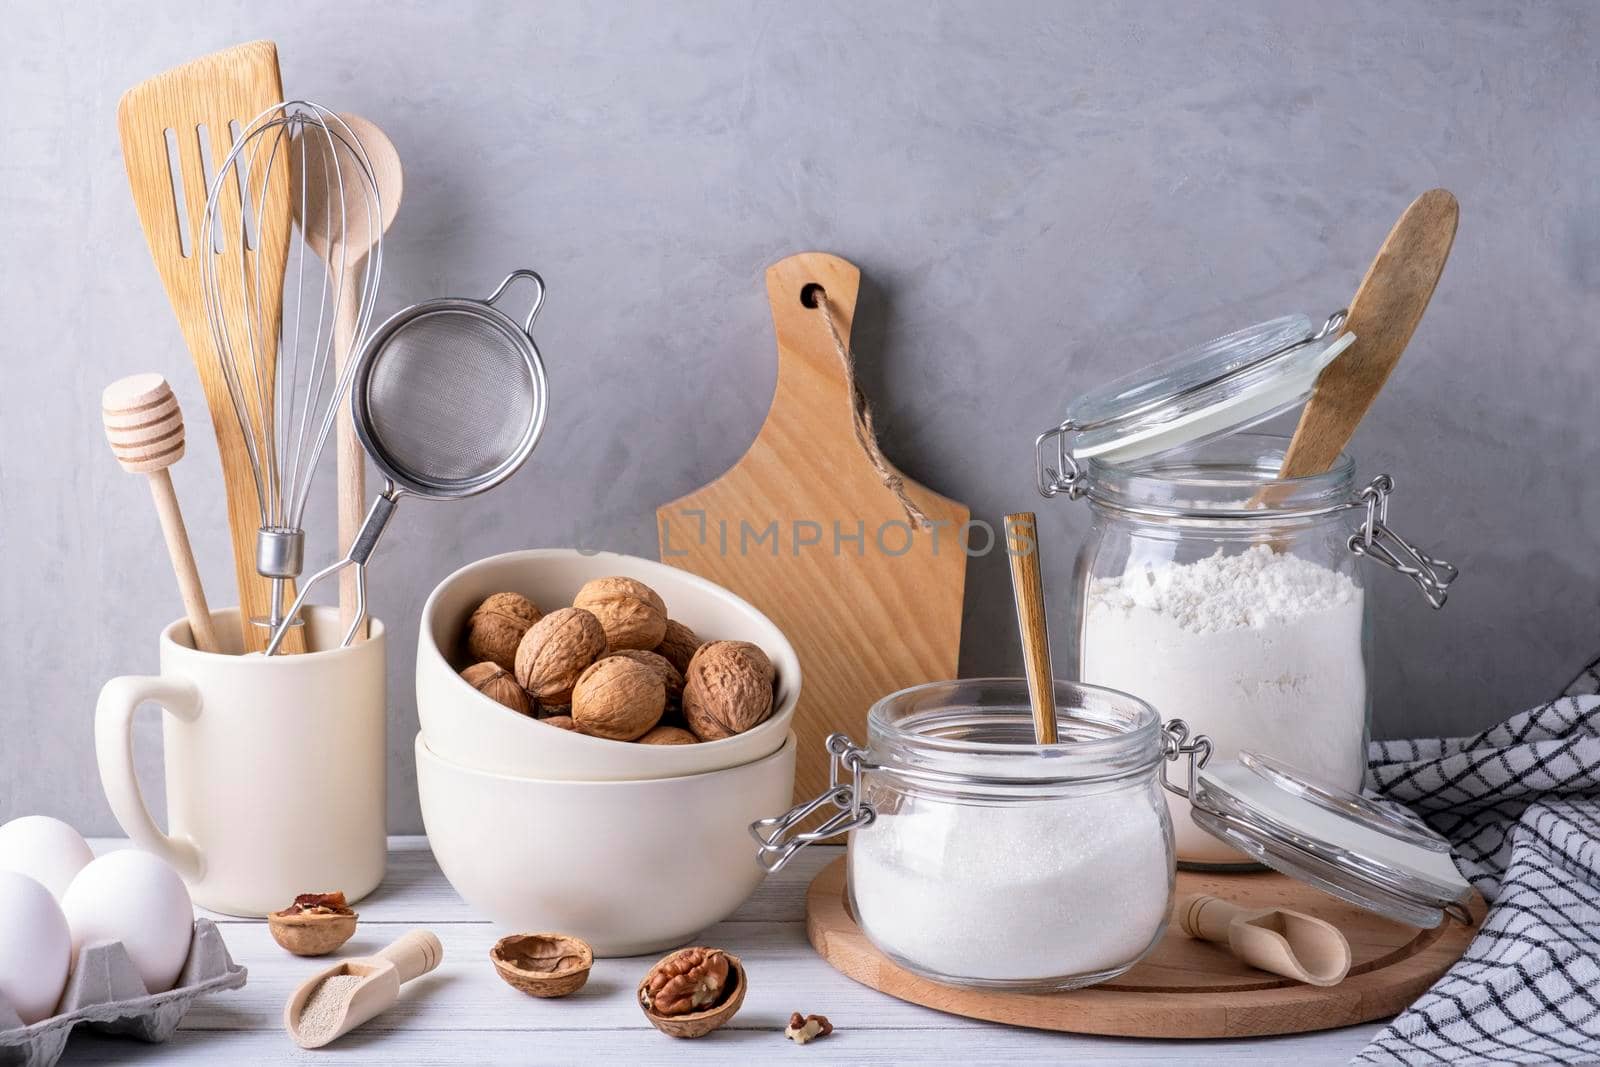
[2,0,1596,833]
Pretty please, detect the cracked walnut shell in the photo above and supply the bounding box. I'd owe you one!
[574,576,667,651]
[461,661,532,717]
[571,655,665,740]
[639,947,745,1038]
[682,641,775,741]
[515,608,607,706]
[464,592,542,670]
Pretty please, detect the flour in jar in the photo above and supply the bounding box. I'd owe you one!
[1080,544,1366,865]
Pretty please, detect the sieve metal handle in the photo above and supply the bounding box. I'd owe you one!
[264,486,406,654]
[484,270,546,334]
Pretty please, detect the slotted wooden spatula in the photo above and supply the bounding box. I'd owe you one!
[658,253,968,802]
[118,42,305,653]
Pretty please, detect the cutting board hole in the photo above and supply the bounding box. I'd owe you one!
[799,283,823,308]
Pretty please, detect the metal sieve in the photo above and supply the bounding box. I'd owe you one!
[265,270,549,654]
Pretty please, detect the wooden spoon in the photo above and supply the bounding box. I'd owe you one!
[1179,894,1352,987]
[294,113,403,643]
[284,929,442,1049]
[1278,189,1459,478]
[1004,513,1058,744]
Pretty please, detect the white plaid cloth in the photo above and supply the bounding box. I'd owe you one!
[1355,653,1600,1065]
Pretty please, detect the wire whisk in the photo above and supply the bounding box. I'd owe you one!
[200,101,385,637]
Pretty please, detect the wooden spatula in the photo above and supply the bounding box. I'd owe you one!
[118,41,305,653]
[1179,894,1352,987]
[658,253,968,802]
[1278,189,1458,478]
[284,930,443,1048]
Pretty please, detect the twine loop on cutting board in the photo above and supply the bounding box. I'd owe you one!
[809,288,932,529]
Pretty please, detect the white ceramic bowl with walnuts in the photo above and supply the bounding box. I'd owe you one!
[416,730,796,956]
[417,550,801,780]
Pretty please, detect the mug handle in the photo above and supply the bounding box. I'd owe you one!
[94,675,205,882]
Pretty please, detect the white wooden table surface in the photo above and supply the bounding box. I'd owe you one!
[60,838,1380,1065]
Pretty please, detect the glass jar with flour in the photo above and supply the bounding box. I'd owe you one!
[1035,312,1458,869]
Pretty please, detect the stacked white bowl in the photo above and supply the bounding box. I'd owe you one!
[415,549,800,956]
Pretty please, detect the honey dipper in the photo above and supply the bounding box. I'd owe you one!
[101,374,219,653]
[1178,894,1352,987]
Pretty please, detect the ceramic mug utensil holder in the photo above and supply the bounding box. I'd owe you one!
[96,607,386,916]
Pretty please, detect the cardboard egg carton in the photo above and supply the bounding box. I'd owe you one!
[0,919,245,1067]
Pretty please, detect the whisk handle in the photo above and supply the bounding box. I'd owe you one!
[264,488,403,655]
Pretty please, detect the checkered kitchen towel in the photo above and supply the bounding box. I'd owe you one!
[1355,653,1600,1065]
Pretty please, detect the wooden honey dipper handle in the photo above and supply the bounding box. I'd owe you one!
[102,374,220,653]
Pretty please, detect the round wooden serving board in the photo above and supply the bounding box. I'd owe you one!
[805,857,1483,1038]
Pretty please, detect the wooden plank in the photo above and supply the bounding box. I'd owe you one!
[71,839,1384,1063]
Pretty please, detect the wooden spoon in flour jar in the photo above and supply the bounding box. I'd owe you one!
[1276,189,1459,479]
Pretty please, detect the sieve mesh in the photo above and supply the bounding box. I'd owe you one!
[363,308,536,488]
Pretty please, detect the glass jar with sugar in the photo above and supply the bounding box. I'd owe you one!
[752,679,1474,991]
[1036,313,1457,869]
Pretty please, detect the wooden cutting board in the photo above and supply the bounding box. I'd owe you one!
[657,253,968,801]
[806,857,1483,1038]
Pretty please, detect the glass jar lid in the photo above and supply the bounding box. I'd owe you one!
[1045,310,1352,473]
[1184,750,1473,928]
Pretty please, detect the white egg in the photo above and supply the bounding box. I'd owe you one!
[0,871,71,1024]
[0,816,94,899]
[62,850,194,994]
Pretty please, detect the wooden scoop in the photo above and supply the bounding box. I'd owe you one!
[284,930,443,1048]
[1278,189,1459,478]
[102,374,219,653]
[1178,894,1352,987]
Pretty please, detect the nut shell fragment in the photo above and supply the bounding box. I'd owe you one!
[268,892,358,957]
[491,932,594,998]
[639,948,745,1038]
[515,608,607,706]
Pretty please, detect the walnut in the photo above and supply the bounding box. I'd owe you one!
[637,725,698,745]
[654,619,703,675]
[463,592,542,670]
[461,661,532,717]
[785,1012,834,1044]
[573,577,667,651]
[571,656,665,740]
[541,715,577,730]
[638,947,746,1038]
[268,891,357,956]
[682,641,775,741]
[514,608,606,706]
[607,649,684,705]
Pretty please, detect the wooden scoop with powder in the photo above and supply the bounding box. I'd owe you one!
[284,930,443,1048]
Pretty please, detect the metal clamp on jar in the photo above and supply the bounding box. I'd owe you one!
[1033,312,1458,868]
[752,680,1471,993]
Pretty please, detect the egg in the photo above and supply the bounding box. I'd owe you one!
[0,816,94,899]
[62,850,194,994]
[0,871,72,1024]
